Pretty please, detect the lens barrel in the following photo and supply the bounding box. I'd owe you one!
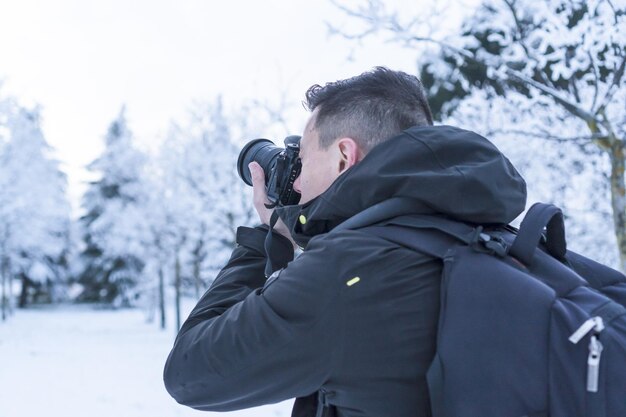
[236,139,282,186]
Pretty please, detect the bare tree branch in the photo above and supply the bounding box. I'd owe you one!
[502,67,598,124]
[501,0,554,89]
[605,0,620,23]
[589,51,601,112]
[252,95,291,136]
[486,127,604,144]
[597,56,626,115]
[332,0,610,130]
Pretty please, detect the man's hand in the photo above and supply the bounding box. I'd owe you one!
[249,162,297,248]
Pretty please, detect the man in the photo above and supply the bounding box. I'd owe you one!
[163,67,526,416]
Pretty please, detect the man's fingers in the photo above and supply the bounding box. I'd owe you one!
[248,162,294,245]
[249,162,264,187]
[249,162,268,209]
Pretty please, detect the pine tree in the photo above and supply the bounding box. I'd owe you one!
[0,103,71,316]
[77,107,148,305]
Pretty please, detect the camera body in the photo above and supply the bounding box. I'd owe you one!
[237,135,302,207]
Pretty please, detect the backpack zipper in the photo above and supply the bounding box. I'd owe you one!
[586,335,603,392]
[569,316,605,392]
[316,389,330,417]
[568,316,604,343]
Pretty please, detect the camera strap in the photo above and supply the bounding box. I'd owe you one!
[263,211,281,278]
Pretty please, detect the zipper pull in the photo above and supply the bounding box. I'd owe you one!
[316,389,329,417]
[569,316,605,344]
[587,335,604,392]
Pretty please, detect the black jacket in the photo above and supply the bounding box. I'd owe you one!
[163,125,527,417]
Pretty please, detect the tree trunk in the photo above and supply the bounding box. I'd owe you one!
[608,137,626,272]
[193,256,201,299]
[192,237,204,299]
[158,265,166,330]
[18,274,29,308]
[7,270,13,316]
[1,256,7,321]
[1,275,5,321]
[175,251,181,333]
[145,287,155,324]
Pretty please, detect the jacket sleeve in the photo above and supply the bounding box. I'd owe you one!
[173,224,293,339]
[163,226,342,411]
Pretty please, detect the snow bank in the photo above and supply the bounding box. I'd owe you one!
[0,304,293,417]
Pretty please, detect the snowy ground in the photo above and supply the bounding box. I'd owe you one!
[0,303,293,417]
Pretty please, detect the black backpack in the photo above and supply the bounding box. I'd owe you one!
[337,199,626,417]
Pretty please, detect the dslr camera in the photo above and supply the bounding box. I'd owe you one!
[237,135,302,208]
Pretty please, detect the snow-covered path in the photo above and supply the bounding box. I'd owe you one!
[0,305,293,417]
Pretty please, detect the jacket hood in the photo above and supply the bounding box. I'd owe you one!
[276,125,527,247]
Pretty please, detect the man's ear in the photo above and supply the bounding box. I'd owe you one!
[336,138,361,174]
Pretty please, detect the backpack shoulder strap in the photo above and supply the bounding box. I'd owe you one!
[365,225,460,259]
[509,203,567,265]
[332,197,479,259]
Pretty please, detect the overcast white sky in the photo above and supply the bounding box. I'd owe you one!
[0,0,468,211]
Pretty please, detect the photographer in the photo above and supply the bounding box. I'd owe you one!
[163,67,527,417]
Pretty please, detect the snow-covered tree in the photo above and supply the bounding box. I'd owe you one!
[0,96,13,320]
[142,97,257,330]
[138,141,194,330]
[77,107,149,306]
[331,0,625,269]
[0,102,71,318]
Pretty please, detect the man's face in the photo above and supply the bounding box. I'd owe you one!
[293,111,343,205]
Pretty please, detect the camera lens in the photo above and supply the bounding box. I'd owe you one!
[236,139,282,186]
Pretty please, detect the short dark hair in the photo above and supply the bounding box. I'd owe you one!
[304,67,433,152]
